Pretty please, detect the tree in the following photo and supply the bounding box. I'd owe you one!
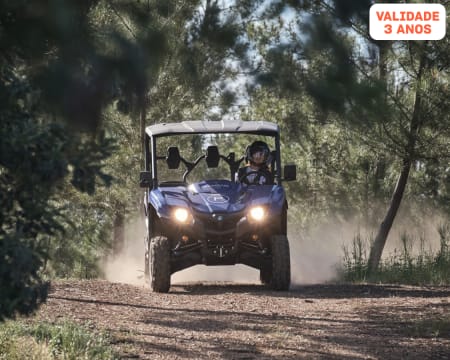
[0,0,250,320]
[366,38,450,272]
[226,0,449,272]
[261,0,450,272]
[0,0,168,320]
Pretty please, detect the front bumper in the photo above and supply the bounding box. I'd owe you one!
[159,209,280,273]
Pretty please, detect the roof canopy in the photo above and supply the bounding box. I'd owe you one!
[145,120,279,137]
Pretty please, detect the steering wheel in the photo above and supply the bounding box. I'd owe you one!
[239,170,270,185]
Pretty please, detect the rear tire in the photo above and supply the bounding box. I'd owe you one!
[148,236,171,293]
[270,234,291,291]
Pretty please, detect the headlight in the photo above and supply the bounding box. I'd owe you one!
[173,208,190,223]
[248,206,266,222]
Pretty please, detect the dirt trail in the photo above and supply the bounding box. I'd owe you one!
[36,280,450,359]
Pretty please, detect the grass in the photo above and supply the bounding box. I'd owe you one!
[408,317,450,339]
[0,320,118,360]
[339,222,450,285]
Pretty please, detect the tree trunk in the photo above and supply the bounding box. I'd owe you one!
[367,48,426,274]
[367,159,411,273]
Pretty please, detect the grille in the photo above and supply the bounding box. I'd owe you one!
[193,210,244,244]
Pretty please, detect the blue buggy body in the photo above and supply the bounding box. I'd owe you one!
[149,180,286,221]
[140,121,296,292]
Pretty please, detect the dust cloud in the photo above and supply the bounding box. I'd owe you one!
[102,217,146,286]
[102,211,448,287]
[101,216,349,286]
[290,211,449,285]
[289,222,353,285]
[381,209,447,256]
[101,218,261,285]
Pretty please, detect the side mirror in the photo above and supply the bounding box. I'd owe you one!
[205,146,220,168]
[166,146,181,169]
[140,171,152,188]
[283,164,297,181]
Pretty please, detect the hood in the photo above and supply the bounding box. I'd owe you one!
[150,179,281,216]
[187,180,247,213]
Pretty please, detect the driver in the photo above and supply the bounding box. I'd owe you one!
[236,140,273,185]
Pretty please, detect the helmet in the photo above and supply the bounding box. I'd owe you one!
[246,141,271,166]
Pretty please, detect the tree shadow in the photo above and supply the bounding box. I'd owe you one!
[46,281,450,359]
[170,282,450,299]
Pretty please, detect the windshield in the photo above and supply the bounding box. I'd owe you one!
[154,134,276,184]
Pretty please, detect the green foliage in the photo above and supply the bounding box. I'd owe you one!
[340,223,450,285]
[341,233,370,282]
[0,108,116,319]
[239,0,450,274]
[243,85,399,228]
[0,320,117,360]
[0,0,175,320]
[2,0,253,321]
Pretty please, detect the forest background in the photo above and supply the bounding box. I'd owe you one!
[1,0,449,321]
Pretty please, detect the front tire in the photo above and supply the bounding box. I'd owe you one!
[144,235,149,277]
[270,234,291,291]
[260,267,272,285]
[148,236,171,293]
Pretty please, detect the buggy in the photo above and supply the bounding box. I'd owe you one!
[140,120,296,292]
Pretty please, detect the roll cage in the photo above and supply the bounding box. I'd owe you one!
[142,120,284,188]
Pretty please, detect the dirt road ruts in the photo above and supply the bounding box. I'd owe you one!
[36,280,450,359]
